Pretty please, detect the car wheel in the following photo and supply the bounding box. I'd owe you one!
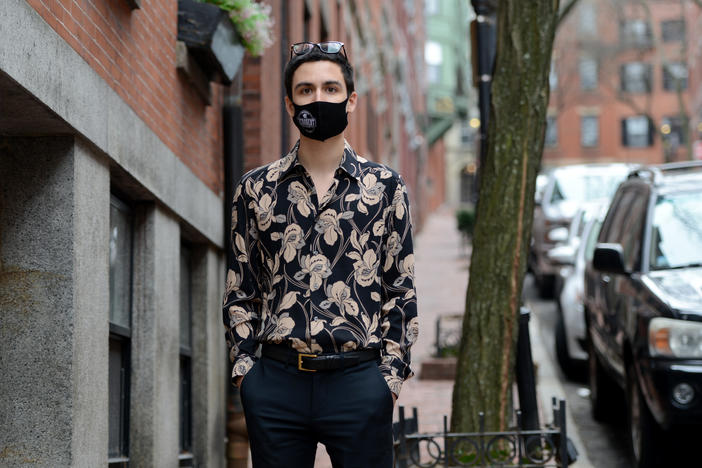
[588,338,618,422]
[627,364,663,468]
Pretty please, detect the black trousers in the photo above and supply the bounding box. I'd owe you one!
[239,355,394,468]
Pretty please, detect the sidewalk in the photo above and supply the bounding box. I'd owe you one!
[310,205,592,466]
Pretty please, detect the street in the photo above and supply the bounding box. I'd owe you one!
[523,274,632,468]
[525,273,702,468]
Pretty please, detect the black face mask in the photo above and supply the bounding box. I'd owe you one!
[292,99,349,141]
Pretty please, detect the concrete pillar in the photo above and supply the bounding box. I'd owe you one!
[192,246,227,468]
[0,137,110,467]
[130,203,180,468]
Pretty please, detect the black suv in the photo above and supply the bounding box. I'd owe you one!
[584,161,702,468]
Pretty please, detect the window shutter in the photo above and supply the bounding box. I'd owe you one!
[647,118,655,146]
[620,65,626,92]
[622,119,629,146]
[645,64,652,92]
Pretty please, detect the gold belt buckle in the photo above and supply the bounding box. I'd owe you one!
[298,353,318,372]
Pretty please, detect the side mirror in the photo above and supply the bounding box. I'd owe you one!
[548,227,569,243]
[548,245,575,266]
[592,243,627,275]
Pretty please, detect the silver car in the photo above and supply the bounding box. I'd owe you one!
[551,203,607,378]
[530,163,634,297]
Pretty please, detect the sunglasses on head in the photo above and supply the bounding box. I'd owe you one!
[290,41,347,59]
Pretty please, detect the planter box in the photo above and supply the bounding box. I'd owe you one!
[177,0,245,85]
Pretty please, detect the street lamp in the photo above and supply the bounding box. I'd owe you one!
[470,0,497,199]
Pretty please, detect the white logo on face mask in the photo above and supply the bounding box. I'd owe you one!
[296,110,316,131]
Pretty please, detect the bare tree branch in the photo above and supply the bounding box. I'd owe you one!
[557,0,581,27]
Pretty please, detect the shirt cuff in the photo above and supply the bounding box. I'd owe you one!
[231,354,257,384]
[379,355,412,397]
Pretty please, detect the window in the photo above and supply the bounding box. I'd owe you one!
[663,63,688,91]
[622,116,653,147]
[662,116,687,146]
[545,115,558,147]
[619,191,647,271]
[661,19,685,42]
[549,59,558,90]
[581,115,599,147]
[619,19,652,48]
[425,0,439,15]
[620,62,652,93]
[109,196,133,466]
[179,244,194,466]
[579,57,597,91]
[425,41,442,84]
[460,120,475,146]
[577,3,597,36]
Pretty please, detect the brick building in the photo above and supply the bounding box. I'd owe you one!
[686,1,702,156]
[242,0,440,227]
[545,0,692,167]
[0,1,438,467]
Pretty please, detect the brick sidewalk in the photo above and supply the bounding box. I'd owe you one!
[313,205,468,467]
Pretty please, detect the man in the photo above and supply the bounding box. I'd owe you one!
[223,41,418,468]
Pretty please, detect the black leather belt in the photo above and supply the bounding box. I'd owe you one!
[262,344,379,372]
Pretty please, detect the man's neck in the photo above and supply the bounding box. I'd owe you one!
[297,134,345,176]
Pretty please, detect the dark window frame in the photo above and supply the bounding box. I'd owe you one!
[580,115,599,148]
[621,116,654,148]
[545,115,558,148]
[108,194,134,467]
[662,62,688,92]
[179,243,194,466]
[661,19,685,42]
[620,62,652,93]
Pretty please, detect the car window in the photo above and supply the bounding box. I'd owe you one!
[618,192,648,271]
[584,219,603,262]
[649,191,702,270]
[600,189,636,243]
[549,168,629,205]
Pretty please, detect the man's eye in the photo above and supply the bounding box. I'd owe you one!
[326,87,337,93]
[301,88,311,94]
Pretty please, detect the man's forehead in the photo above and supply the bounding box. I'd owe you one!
[292,61,345,85]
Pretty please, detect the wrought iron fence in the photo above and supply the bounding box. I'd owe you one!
[394,399,573,468]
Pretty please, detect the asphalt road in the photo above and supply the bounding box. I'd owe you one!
[523,274,632,468]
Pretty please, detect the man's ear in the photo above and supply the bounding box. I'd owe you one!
[346,91,358,114]
[284,96,295,118]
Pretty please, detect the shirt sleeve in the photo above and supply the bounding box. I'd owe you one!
[222,179,262,385]
[379,176,419,397]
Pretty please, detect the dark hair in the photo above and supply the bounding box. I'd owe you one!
[284,48,354,100]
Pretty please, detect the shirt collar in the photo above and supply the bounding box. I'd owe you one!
[278,140,362,181]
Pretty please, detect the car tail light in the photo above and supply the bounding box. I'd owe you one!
[649,318,702,358]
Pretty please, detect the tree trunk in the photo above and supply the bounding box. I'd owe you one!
[451,0,560,433]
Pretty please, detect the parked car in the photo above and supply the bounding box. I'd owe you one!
[584,161,702,468]
[550,202,607,379]
[531,163,634,297]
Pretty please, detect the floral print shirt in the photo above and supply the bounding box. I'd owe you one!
[223,140,418,396]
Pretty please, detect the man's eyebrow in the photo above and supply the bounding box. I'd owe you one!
[293,80,343,90]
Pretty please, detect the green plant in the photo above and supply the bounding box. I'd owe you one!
[200,0,274,57]
[456,208,475,238]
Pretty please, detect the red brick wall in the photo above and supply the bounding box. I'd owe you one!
[26,0,225,195]
[545,0,689,167]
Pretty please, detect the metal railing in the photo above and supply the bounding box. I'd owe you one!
[394,398,572,468]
